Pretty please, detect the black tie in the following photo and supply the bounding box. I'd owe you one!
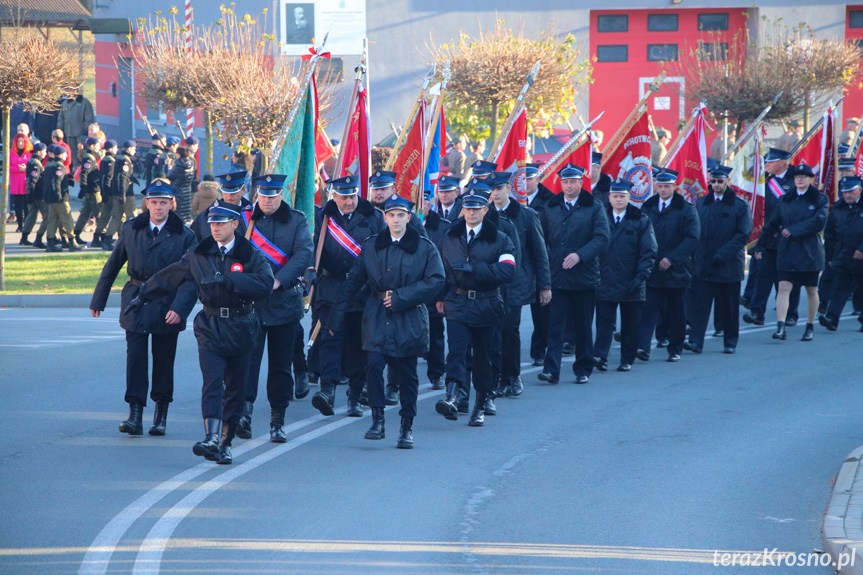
[444,209,449,219]
[565,202,571,211]
[220,246,227,255]
[153,226,159,237]
[468,229,475,243]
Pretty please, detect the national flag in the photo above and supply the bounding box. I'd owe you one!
[791,106,838,203]
[601,111,653,205]
[423,107,445,212]
[393,104,426,203]
[729,123,766,243]
[539,135,592,194]
[663,105,709,203]
[338,84,371,199]
[493,105,528,203]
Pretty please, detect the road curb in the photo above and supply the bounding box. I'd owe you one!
[823,446,863,574]
[0,293,119,308]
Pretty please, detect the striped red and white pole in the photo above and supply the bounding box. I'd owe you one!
[184,0,194,137]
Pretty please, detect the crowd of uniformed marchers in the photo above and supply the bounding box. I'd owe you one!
[87,145,863,464]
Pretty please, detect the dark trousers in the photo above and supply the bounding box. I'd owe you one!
[750,249,801,320]
[501,306,523,383]
[819,266,836,308]
[827,271,863,322]
[367,352,419,418]
[247,321,298,409]
[491,315,503,388]
[425,315,446,380]
[544,289,596,378]
[124,331,179,406]
[318,305,365,390]
[639,287,686,356]
[594,301,640,365]
[307,308,320,375]
[529,300,549,361]
[293,322,308,375]
[743,255,758,301]
[446,319,495,393]
[11,195,27,227]
[198,346,251,425]
[687,280,741,349]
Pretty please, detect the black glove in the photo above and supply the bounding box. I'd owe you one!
[303,268,317,289]
[124,296,144,315]
[450,260,474,273]
[200,273,226,286]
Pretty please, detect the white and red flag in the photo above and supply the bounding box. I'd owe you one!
[601,111,653,204]
[393,104,426,203]
[337,85,371,199]
[663,105,709,203]
[493,105,529,203]
[539,135,592,194]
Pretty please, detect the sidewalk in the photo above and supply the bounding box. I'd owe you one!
[823,446,863,574]
[4,196,107,257]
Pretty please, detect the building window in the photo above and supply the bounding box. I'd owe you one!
[698,13,729,31]
[698,42,729,61]
[648,14,678,32]
[850,10,863,29]
[597,45,628,62]
[597,15,628,33]
[647,44,678,62]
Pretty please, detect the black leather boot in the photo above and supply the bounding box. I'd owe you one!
[119,402,144,435]
[193,418,221,461]
[384,385,399,406]
[45,238,62,252]
[19,233,30,246]
[397,416,414,449]
[364,407,385,439]
[435,381,458,420]
[270,407,287,443]
[312,380,336,416]
[469,392,486,427]
[483,394,497,416]
[510,376,524,397]
[68,236,84,251]
[89,233,102,248]
[32,234,45,249]
[346,386,363,417]
[236,401,253,439]
[101,236,115,251]
[772,321,787,340]
[148,401,169,436]
[218,423,236,464]
[294,372,310,399]
[801,323,815,341]
[456,379,470,414]
[75,232,84,246]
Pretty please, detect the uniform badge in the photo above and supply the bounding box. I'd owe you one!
[84,162,90,169]
[808,205,815,210]
[230,262,244,272]
[225,174,232,182]
[122,165,129,172]
[56,169,62,176]
[266,175,272,183]
[213,200,219,207]
[31,171,37,177]
[154,158,159,164]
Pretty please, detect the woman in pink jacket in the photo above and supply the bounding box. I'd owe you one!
[9,133,32,231]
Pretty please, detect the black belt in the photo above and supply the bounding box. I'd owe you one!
[453,287,499,300]
[128,278,144,287]
[321,269,347,281]
[372,291,390,299]
[203,304,254,318]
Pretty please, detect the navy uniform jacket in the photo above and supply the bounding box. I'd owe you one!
[25,156,44,200]
[760,170,796,250]
[249,202,314,326]
[598,204,657,302]
[540,191,610,291]
[825,198,863,275]
[437,196,463,222]
[111,152,137,199]
[78,151,101,197]
[757,185,828,273]
[528,183,555,213]
[42,159,69,204]
[191,197,253,241]
[591,173,612,208]
[423,209,451,317]
[90,211,197,334]
[693,188,753,283]
[498,199,551,306]
[641,192,701,289]
[99,151,116,198]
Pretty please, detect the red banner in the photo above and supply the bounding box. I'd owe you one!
[601,112,653,204]
[393,105,426,202]
[493,106,529,204]
[663,107,709,203]
[339,85,371,199]
[539,136,592,194]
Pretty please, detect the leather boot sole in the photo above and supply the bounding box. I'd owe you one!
[435,400,458,421]
[119,422,143,435]
[311,394,335,416]
[364,430,385,440]
[397,439,413,449]
[193,442,220,461]
[148,425,165,436]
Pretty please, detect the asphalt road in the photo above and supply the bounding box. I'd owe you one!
[1,304,862,574]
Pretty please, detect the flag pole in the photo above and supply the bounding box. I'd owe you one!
[600,72,666,170]
[719,92,783,164]
[790,96,845,158]
[331,52,368,180]
[537,111,605,179]
[418,62,450,211]
[489,61,541,163]
[384,64,436,171]
[660,104,702,168]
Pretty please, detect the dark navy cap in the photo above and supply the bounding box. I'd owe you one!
[839,157,856,170]
[654,168,679,184]
[216,171,247,191]
[765,147,791,162]
[383,195,414,213]
[152,132,166,141]
[330,138,340,146]
[556,163,585,180]
[840,176,862,192]
[838,143,851,156]
[470,160,497,177]
[591,152,603,165]
[651,164,662,177]
[185,135,199,146]
[369,170,397,189]
[462,185,490,208]
[145,181,175,199]
[47,144,62,155]
[166,136,181,146]
[121,139,136,149]
[32,142,46,152]
[489,172,513,188]
[794,164,815,178]
[709,165,733,179]
[438,175,460,192]
[207,200,242,223]
[253,174,287,197]
[609,180,633,194]
[85,137,100,147]
[330,175,359,195]
[464,177,492,193]
[104,139,118,150]
[525,162,542,178]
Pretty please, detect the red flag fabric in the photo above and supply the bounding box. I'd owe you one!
[821,108,837,203]
[493,106,528,203]
[338,85,371,199]
[539,136,592,194]
[393,105,426,202]
[791,124,824,175]
[663,107,709,203]
[601,112,653,204]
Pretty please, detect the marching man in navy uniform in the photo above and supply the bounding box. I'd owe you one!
[331,195,445,447]
[191,171,254,241]
[420,189,452,390]
[239,174,314,443]
[821,176,863,332]
[538,163,609,385]
[127,201,274,464]
[312,176,386,417]
[525,162,555,366]
[434,180,516,426]
[90,182,197,436]
[368,170,427,236]
[437,175,463,222]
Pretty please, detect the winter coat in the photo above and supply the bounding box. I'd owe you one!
[249,202,314,326]
[33,101,61,144]
[540,191,610,291]
[25,156,44,200]
[42,159,69,204]
[825,199,863,275]
[760,170,796,250]
[313,197,386,312]
[9,148,30,195]
[758,185,828,273]
[498,199,551,306]
[423,209,451,317]
[641,192,701,289]
[78,151,101,198]
[138,232,274,356]
[111,152,137,199]
[190,197,253,241]
[437,217,517,327]
[168,156,196,195]
[486,207,521,307]
[693,188,753,283]
[100,152,116,199]
[331,225,445,357]
[90,211,197,334]
[57,95,94,139]
[437,196,463,222]
[527,183,556,213]
[597,204,657,302]
[592,172,612,208]
[144,145,166,186]
[192,181,221,217]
